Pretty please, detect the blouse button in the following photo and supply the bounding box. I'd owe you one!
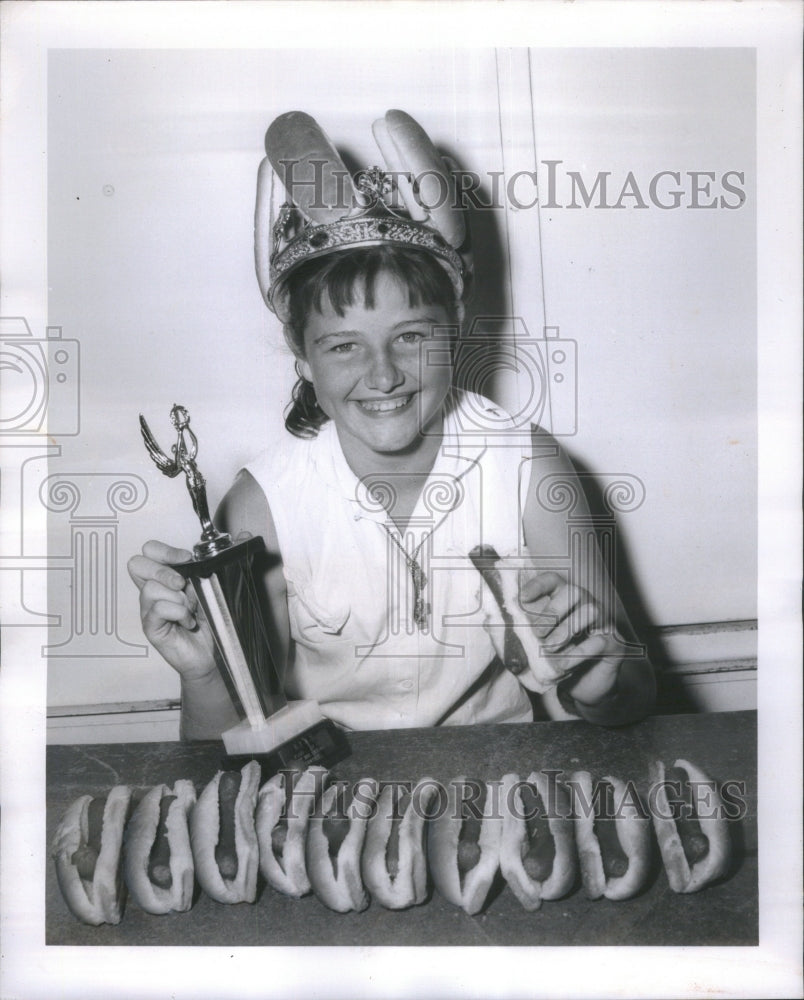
[400,679,414,691]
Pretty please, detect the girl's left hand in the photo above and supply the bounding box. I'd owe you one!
[518,570,623,706]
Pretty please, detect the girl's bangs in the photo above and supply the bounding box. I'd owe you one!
[288,246,458,330]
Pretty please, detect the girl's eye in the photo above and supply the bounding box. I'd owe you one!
[329,342,356,355]
[397,331,425,345]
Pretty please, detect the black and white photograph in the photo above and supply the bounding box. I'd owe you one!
[1,2,801,998]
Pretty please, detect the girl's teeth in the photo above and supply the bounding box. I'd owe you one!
[360,396,411,412]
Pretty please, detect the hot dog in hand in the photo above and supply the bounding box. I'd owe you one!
[256,766,328,898]
[52,785,132,925]
[124,780,196,915]
[361,777,437,910]
[190,760,260,904]
[500,771,577,910]
[650,758,731,893]
[428,777,502,915]
[306,777,378,913]
[571,771,650,901]
[469,545,562,693]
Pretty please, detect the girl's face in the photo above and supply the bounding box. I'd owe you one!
[298,271,454,470]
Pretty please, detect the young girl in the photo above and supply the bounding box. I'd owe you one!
[128,112,655,738]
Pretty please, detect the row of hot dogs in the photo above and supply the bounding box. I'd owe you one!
[52,758,733,925]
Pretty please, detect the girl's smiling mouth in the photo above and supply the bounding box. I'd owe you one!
[355,393,414,414]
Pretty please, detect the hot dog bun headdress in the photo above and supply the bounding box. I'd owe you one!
[255,110,471,323]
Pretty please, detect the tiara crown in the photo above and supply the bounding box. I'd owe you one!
[255,111,470,322]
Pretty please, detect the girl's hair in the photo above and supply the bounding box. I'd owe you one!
[283,246,459,438]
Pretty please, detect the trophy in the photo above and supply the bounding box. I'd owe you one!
[139,404,349,771]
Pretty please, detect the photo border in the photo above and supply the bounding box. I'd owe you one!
[1,2,801,998]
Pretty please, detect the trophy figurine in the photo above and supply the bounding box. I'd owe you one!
[139,404,349,770]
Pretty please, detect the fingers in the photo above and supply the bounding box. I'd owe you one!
[143,539,194,564]
[518,571,565,604]
[560,643,620,704]
[140,580,197,634]
[519,572,601,651]
[546,631,610,673]
[126,542,216,677]
[127,541,192,592]
[539,595,599,651]
[128,555,187,591]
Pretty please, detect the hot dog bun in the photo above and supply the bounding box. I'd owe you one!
[571,771,650,901]
[428,776,502,915]
[190,760,260,904]
[256,766,328,898]
[650,758,731,893]
[500,771,577,910]
[306,778,377,913]
[378,110,466,248]
[52,785,132,925]
[469,545,563,694]
[361,778,437,909]
[124,780,196,914]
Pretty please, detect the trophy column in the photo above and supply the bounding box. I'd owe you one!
[140,404,349,769]
[173,536,325,754]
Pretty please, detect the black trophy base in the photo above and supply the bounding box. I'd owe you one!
[222,717,350,779]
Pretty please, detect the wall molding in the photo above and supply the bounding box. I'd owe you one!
[650,618,756,673]
[48,698,181,718]
[46,619,758,742]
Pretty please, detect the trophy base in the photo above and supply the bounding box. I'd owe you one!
[221,701,350,777]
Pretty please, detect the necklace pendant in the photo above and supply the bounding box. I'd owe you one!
[413,597,431,629]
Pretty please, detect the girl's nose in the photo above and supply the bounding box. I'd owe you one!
[365,349,404,392]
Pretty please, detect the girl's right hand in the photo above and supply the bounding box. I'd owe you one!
[127,540,217,681]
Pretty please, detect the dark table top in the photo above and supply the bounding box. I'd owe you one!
[46,710,757,946]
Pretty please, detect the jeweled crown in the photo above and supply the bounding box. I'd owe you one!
[255,111,471,322]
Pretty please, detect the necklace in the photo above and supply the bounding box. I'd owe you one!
[381,526,431,631]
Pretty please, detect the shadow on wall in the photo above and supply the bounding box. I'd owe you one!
[569,456,693,714]
[451,156,691,717]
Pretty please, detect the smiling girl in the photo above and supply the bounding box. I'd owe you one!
[128,111,655,738]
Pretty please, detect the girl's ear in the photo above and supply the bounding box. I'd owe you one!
[297,358,314,383]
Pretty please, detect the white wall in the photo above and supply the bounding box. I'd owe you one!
[529,49,755,626]
[40,47,755,713]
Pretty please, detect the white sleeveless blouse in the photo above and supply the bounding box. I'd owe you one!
[245,391,535,730]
